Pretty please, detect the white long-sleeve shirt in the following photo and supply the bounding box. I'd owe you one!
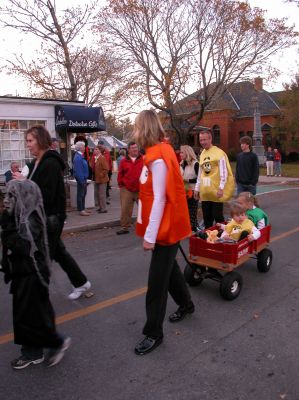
[144,159,167,244]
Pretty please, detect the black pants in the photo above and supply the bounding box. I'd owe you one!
[106,170,112,198]
[143,242,192,338]
[201,201,224,229]
[187,197,199,230]
[47,217,88,288]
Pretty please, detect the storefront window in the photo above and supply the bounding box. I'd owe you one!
[0,119,46,174]
[19,120,28,130]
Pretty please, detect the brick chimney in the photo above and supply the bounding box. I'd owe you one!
[254,77,263,91]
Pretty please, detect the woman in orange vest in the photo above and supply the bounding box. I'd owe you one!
[134,110,195,356]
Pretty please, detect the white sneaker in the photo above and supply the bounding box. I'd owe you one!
[79,210,90,216]
[68,281,91,300]
[48,337,71,367]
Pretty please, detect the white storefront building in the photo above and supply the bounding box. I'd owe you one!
[0,96,105,175]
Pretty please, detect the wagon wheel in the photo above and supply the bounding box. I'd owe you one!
[219,271,243,300]
[257,248,272,273]
[184,264,203,287]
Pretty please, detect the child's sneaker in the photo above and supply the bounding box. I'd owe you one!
[47,337,71,367]
[11,355,44,370]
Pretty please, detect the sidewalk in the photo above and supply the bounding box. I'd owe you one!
[63,174,299,234]
[63,174,137,234]
[258,175,299,184]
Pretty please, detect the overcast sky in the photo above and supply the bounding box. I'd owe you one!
[0,0,298,98]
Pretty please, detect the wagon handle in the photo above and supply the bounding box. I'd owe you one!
[179,244,191,266]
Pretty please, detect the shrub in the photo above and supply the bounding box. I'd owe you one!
[287,152,299,162]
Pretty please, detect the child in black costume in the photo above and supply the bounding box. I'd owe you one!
[1,180,70,369]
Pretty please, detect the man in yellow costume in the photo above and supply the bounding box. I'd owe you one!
[194,130,235,228]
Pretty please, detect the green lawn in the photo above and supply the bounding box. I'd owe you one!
[230,161,299,178]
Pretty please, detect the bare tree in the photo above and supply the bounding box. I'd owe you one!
[272,73,299,155]
[0,0,123,105]
[97,0,297,144]
[105,114,133,139]
[285,0,299,5]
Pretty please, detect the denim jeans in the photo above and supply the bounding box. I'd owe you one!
[76,180,87,211]
[274,161,281,176]
[237,183,256,195]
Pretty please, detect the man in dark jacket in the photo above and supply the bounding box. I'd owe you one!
[235,136,259,195]
[116,142,143,235]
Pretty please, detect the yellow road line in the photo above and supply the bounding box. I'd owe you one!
[56,286,147,324]
[0,333,13,345]
[270,226,299,243]
[0,287,146,346]
[1,226,299,346]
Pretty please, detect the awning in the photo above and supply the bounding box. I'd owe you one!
[98,135,127,150]
[55,105,106,133]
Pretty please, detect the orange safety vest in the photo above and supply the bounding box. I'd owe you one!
[136,142,191,245]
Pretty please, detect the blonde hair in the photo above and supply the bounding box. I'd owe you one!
[133,110,165,149]
[237,192,260,207]
[180,145,198,164]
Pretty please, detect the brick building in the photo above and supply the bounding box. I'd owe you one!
[168,78,287,156]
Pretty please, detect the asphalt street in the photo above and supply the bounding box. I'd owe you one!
[0,187,299,400]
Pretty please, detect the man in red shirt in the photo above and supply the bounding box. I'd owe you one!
[117,142,143,235]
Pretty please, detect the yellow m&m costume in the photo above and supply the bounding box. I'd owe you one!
[199,146,235,202]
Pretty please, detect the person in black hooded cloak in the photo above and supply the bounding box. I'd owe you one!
[1,179,71,369]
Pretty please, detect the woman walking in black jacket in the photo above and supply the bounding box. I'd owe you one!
[15,125,91,300]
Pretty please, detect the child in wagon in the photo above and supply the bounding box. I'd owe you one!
[237,191,268,229]
[217,201,261,242]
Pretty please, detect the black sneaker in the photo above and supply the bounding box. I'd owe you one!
[116,229,129,235]
[47,337,71,367]
[134,336,163,355]
[11,355,44,370]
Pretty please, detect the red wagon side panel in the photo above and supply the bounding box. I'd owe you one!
[189,236,253,264]
[189,224,271,266]
[253,225,271,251]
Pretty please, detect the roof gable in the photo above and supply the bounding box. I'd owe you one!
[173,80,283,118]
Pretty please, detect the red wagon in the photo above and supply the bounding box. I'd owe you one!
[182,225,272,300]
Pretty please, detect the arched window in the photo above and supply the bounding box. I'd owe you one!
[212,125,220,145]
[239,131,245,139]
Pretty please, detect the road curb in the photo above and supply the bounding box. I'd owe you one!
[62,219,121,235]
